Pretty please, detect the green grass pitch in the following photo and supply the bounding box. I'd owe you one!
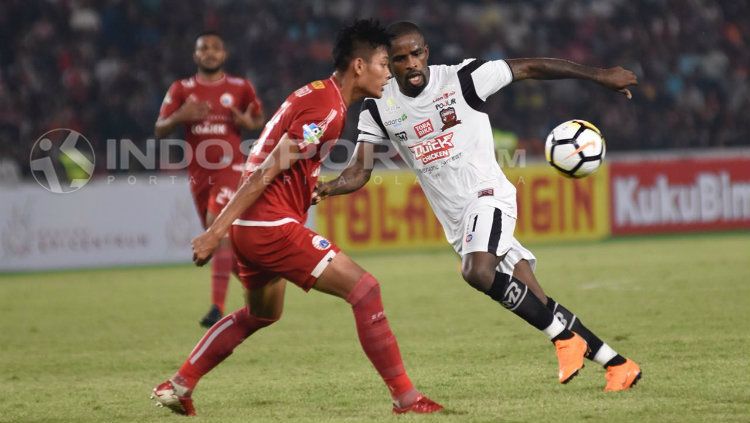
[1,232,748,423]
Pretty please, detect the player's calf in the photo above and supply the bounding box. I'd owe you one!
[482,272,588,382]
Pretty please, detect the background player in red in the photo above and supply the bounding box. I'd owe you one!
[151,20,442,416]
[155,31,265,327]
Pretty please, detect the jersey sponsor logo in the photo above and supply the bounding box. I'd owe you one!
[440,107,462,130]
[219,93,234,107]
[311,80,326,89]
[432,90,456,103]
[384,97,401,113]
[478,188,494,198]
[384,113,408,127]
[413,119,434,138]
[311,235,331,250]
[191,122,227,135]
[434,97,457,110]
[294,85,312,97]
[395,131,408,142]
[408,132,455,164]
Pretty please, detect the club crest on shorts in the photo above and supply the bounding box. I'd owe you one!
[312,235,331,250]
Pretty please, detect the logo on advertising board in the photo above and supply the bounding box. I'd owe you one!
[610,158,750,234]
[408,132,455,165]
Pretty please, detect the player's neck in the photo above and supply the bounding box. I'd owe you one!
[330,71,355,107]
[196,70,225,83]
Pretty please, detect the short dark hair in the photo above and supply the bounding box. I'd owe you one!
[333,19,391,72]
[386,21,425,40]
[195,30,223,43]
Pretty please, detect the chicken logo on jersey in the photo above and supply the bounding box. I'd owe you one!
[408,132,455,165]
[439,107,462,130]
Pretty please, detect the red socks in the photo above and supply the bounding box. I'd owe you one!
[210,245,234,313]
[176,307,277,390]
[347,273,416,404]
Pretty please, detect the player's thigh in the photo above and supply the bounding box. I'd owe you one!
[244,277,286,320]
[232,223,341,293]
[204,210,230,248]
[313,252,368,300]
[206,169,241,218]
[462,203,516,258]
[191,187,211,228]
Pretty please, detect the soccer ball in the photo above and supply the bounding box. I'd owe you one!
[544,119,606,178]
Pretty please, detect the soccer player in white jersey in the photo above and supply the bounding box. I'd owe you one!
[314,21,641,392]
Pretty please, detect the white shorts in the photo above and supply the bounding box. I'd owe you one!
[459,201,536,276]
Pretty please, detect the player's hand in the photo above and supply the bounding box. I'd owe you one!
[230,106,264,129]
[191,231,221,266]
[177,100,211,122]
[311,181,331,205]
[598,66,638,99]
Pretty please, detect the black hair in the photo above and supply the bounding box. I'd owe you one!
[385,21,425,40]
[195,30,223,43]
[333,19,391,72]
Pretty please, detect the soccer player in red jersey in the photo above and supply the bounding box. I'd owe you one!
[151,20,443,416]
[155,31,265,328]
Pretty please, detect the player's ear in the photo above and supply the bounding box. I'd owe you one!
[352,57,365,76]
[423,44,430,62]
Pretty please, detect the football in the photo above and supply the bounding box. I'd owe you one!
[544,119,606,178]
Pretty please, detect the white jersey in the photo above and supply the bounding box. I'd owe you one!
[358,59,517,250]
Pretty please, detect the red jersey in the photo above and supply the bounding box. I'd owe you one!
[237,77,347,223]
[158,74,263,180]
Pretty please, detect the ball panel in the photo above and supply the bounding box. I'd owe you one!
[551,142,582,171]
[573,159,603,177]
[550,120,583,141]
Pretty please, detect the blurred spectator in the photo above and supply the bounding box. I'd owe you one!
[0,0,748,178]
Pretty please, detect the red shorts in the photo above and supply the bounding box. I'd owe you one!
[191,169,242,228]
[230,221,341,291]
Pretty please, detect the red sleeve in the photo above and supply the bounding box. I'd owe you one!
[245,79,263,117]
[286,104,342,153]
[158,81,185,119]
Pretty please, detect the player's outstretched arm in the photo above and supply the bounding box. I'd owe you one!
[506,58,638,99]
[191,134,300,266]
[312,142,375,204]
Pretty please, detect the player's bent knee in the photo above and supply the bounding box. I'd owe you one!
[345,272,380,306]
[460,265,495,292]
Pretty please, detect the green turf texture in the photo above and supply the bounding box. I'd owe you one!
[1,232,748,423]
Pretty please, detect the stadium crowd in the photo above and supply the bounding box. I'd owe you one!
[1,0,747,179]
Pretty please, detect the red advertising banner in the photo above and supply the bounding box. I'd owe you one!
[609,157,750,235]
